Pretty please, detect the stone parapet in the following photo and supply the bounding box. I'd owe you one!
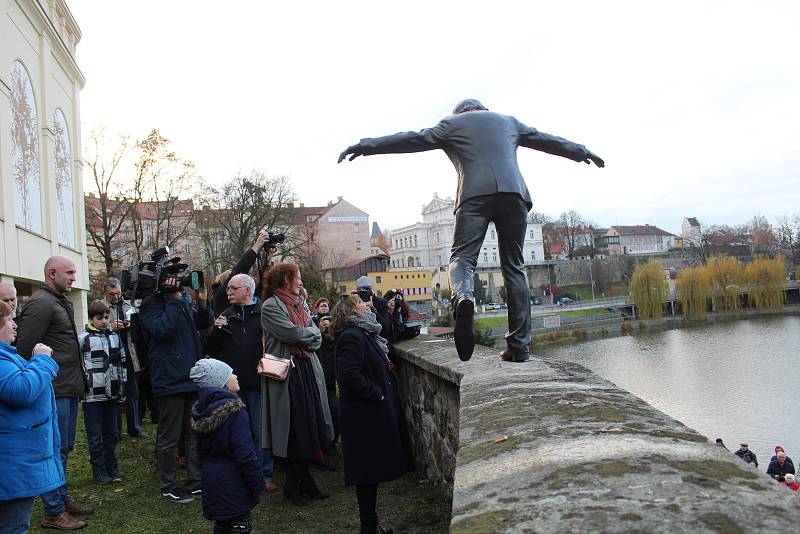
[392,336,800,533]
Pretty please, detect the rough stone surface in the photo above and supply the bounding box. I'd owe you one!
[393,336,800,533]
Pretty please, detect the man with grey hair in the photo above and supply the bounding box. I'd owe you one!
[102,277,147,439]
[339,99,604,363]
[0,282,18,318]
[204,273,277,492]
[16,256,92,529]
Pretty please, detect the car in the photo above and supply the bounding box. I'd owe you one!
[557,297,574,306]
[484,303,500,310]
[531,297,542,305]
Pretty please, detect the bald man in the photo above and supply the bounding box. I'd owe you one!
[0,282,17,317]
[16,256,93,528]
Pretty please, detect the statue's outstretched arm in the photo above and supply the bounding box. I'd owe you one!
[338,123,447,163]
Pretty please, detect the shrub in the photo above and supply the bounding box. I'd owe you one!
[621,321,633,334]
[473,326,496,348]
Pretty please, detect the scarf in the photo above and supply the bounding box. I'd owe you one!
[346,311,390,360]
[273,288,311,359]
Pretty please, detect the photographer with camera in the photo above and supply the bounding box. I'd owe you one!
[204,274,278,493]
[381,290,422,353]
[139,273,212,504]
[354,276,392,342]
[211,230,282,315]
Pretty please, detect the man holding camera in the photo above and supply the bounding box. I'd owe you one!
[102,277,147,439]
[204,274,277,492]
[212,230,279,314]
[139,278,213,503]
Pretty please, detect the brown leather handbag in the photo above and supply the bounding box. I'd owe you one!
[257,353,293,382]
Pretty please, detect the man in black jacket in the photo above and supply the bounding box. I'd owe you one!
[16,256,92,529]
[211,231,273,315]
[205,274,277,492]
[339,99,604,363]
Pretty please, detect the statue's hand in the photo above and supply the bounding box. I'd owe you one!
[338,144,363,163]
[584,151,604,168]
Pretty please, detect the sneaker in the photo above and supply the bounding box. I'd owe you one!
[187,487,202,496]
[161,488,194,504]
[41,512,86,530]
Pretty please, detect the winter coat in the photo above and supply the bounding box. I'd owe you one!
[260,296,332,458]
[204,299,263,392]
[312,315,336,392]
[79,325,127,403]
[139,295,213,398]
[767,458,796,481]
[191,387,264,520]
[15,284,86,397]
[102,298,140,371]
[735,449,758,467]
[335,325,409,486]
[0,342,64,500]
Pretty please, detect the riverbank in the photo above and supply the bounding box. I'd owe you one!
[528,304,800,347]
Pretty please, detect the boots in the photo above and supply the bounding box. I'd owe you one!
[41,512,86,530]
[299,474,330,500]
[283,477,307,506]
[92,465,111,485]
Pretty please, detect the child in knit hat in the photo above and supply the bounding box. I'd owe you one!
[190,358,264,533]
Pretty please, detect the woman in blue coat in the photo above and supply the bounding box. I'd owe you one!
[0,300,64,533]
[331,295,410,534]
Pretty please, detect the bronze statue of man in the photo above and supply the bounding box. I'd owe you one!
[339,99,604,362]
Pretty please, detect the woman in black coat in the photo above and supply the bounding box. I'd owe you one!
[330,295,409,534]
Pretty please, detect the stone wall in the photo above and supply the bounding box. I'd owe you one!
[393,335,800,532]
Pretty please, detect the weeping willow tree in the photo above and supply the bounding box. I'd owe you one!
[796,265,800,283]
[745,256,786,309]
[707,256,744,312]
[630,259,668,319]
[677,266,712,320]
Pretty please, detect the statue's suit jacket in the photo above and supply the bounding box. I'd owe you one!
[358,110,591,212]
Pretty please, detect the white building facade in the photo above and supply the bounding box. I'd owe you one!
[1,0,88,319]
[389,193,545,270]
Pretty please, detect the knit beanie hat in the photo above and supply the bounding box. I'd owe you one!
[356,276,373,289]
[190,358,233,389]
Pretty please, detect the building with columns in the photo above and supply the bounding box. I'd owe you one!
[389,193,545,270]
[1,0,88,319]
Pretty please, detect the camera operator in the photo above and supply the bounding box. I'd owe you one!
[204,274,277,493]
[382,289,422,348]
[139,276,213,503]
[211,230,277,315]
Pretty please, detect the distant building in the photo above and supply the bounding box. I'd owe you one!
[682,217,702,247]
[389,193,544,269]
[600,225,677,255]
[288,197,371,269]
[1,0,89,319]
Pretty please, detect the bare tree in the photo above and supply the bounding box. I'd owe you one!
[83,127,137,274]
[195,171,296,275]
[129,129,201,260]
[776,214,800,267]
[559,210,585,259]
[748,214,776,257]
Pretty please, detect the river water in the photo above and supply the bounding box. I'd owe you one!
[538,315,800,469]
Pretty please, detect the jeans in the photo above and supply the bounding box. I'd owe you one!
[41,395,78,516]
[241,390,274,482]
[450,193,531,352]
[156,393,200,491]
[83,401,120,472]
[0,497,34,534]
[116,371,143,435]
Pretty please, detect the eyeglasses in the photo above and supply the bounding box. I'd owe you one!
[226,285,246,293]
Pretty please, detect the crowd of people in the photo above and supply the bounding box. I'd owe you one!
[718,440,800,491]
[0,230,421,534]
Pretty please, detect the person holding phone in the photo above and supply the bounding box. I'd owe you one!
[312,298,339,463]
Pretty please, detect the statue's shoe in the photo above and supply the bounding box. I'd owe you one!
[454,299,475,361]
[500,349,530,362]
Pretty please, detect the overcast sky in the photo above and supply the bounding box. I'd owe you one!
[69,0,800,235]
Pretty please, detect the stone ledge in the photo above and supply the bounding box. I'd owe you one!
[393,336,800,532]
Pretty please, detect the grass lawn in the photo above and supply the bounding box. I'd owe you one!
[29,412,450,533]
